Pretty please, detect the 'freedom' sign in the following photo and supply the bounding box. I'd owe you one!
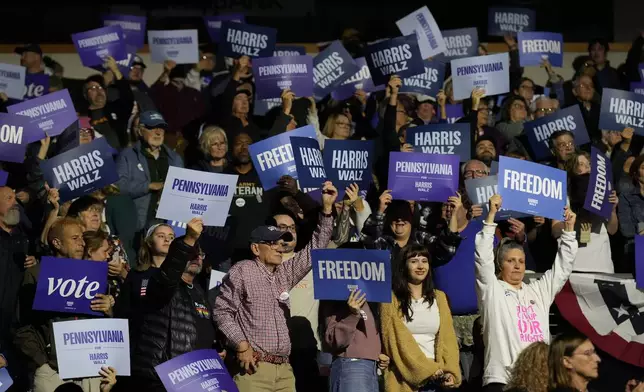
[7,88,77,140]
[518,32,563,67]
[249,125,317,189]
[156,167,238,227]
[313,40,359,98]
[400,58,445,97]
[291,136,326,189]
[323,139,374,192]
[524,105,590,161]
[330,57,381,101]
[442,28,479,60]
[155,349,238,392]
[254,55,313,99]
[488,7,536,36]
[365,35,425,86]
[312,249,392,303]
[450,52,509,100]
[32,256,108,316]
[219,21,277,58]
[0,113,38,163]
[583,147,613,219]
[497,156,567,220]
[407,123,470,162]
[599,88,644,135]
[148,30,199,64]
[387,152,459,202]
[41,138,119,202]
[464,175,528,221]
[72,25,127,68]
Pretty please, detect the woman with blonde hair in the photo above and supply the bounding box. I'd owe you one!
[504,341,549,392]
[191,125,228,172]
[320,112,353,149]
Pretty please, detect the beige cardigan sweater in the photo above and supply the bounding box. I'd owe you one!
[380,290,461,392]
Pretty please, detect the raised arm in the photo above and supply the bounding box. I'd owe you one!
[475,195,502,295]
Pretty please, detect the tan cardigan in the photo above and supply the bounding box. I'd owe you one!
[380,290,461,392]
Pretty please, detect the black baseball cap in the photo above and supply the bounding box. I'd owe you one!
[15,44,42,56]
[132,55,147,69]
[249,226,293,244]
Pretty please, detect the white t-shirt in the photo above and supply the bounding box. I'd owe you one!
[403,297,440,360]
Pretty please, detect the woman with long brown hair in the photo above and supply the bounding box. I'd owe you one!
[548,332,601,392]
[504,341,549,392]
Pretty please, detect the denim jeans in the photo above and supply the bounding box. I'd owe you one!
[329,358,378,392]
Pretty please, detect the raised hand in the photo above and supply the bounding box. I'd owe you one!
[379,190,393,213]
[321,181,338,214]
[185,217,204,246]
[347,288,367,315]
[563,207,577,232]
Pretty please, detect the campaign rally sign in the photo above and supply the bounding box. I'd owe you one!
[204,14,245,42]
[7,88,76,139]
[400,58,445,97]
[72,25,127,68]
[155,349,238,392]
[442,28,479,60]
[313,41,360,98]
[253,97,282,116]
[639,63,644,80]
[254,55,313,99]
[599,88,644,134]
[102,14,147,50]
[497,156,567,220]
[0,113,38,163]
[0,369,12,392]
[323,139,374,192]
[584,147,613,220]
[636,236,644,289]
[464,175,528,221]
[156,167,238,227]
[396,6,446,59]
[0,63,25,100]
[291,136,326,189]
[330,57,381,101]
[388,152,459,202]
[406,123,470,162]
[274,45,307,56]
[24,73,50,100]
[209,270,227,290]
[518,32,563,67]
[312,249,392,303]
[148,30,199,64]
[53,318,130,379]
[524,105,591,160]
[451,52,510,100]
[41,138,119,202]
[0,170,7,186]
[365,35,425,86]
[167,220,187,237]
[219,21,277,58]
[631,82,644,96]
[32,256,108,316]
[488,7,536,36]
[445,104,464,123]
[249,125,317,189]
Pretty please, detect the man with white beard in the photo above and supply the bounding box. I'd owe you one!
[0,186,37,384]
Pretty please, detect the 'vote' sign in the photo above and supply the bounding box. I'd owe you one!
[524,104,590,161]
[583,147,613,219]
[24,73,49,100]
[365,35,425,86]
[518,32,563,67]
[33,256,108,316]
[219,21,277,58]
[599,88,644,135]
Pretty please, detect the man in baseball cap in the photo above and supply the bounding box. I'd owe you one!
[139,110,168,130]
[14,44,47,75]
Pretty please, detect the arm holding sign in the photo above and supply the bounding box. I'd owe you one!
[607,191,619,235]
[321,290,366,352]
[475,195,503,294]
[359,190,391,247]
[415,194,463,268]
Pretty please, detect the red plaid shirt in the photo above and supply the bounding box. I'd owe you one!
[214,214,333,357]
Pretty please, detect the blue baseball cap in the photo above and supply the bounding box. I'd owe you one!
[139,111,168,129]
[249,226,293,244]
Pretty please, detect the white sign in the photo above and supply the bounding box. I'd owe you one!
[209,269,228,290]
[147,30,199,64]
[156,167,238,227]
[450,52,510,100]
[53,318,130,379]
[396,6,446,59]
[0,63,26,100]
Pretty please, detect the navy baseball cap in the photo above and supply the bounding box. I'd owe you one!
[132,55,147,69]
[139,111,168,129]
[249,226,293,244]
[15,43,42,56]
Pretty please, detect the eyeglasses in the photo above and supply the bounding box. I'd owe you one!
[556,141,574,150]
[578,83,594,90]
[87,85,104,92]
[258,241,282,249]
[464,169,489,177]
[277,224,297,233]
[571,349,597,357]
[536,107,556,114]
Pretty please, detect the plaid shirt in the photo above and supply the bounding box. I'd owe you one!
[214,214,333,357]
[359,211,461,267]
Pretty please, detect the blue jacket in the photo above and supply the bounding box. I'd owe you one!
[116,141,183,230]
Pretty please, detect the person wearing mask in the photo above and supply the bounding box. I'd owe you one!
[214,181,337,392]
[587,38,623,93]
[84,56,135,150]
[190,125,228,173]
[568,74,600,141]
[116,110,183,231]
[618,154,644,270]
[504,341,549,392]
[547,130,577,169]
[381,244,461,392]
[548,332,602,392]
[475,195,578,392]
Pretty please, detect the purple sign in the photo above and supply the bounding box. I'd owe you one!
[24,73,50,100]
[518,32,563,67]
[291,136,326,189]
[313,41,360,98]
[0,169,7,186]
[204,14,245,43]
[599,88,644,135]
[387,151,459,202]
[365,35,425,86]
[639,63,644,81]
[442,28,479,60]
[323,139,374,193]
[0,368,12,392]
[7,88,77,140]
[102,14,147,50]
[72,25,128,68]
[274,45,307,56]
[400,58,445,97]
[253,97,282,116]
[0,113,38,163]
[32,256,108,317]
[636,236,644,289]
[155,349,238,392]
[524,104,591,160]
[488,7,536,36]
[41,138,119,202]
[583,147,613,219]
[445,104,464,123]
[330,57,382,101]
[219,21,277,58]
[254,55,314,99]
[464,175,528,221]
[630,82,644,96]
[406,123,471,162]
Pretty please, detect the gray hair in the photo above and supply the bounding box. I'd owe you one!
[199,126,228,156]
[494,238,526,275]
[461,159,488,175]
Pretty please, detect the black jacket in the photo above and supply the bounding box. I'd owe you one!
[129,237,216,380]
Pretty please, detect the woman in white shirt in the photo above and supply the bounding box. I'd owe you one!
[475,194,578,392]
